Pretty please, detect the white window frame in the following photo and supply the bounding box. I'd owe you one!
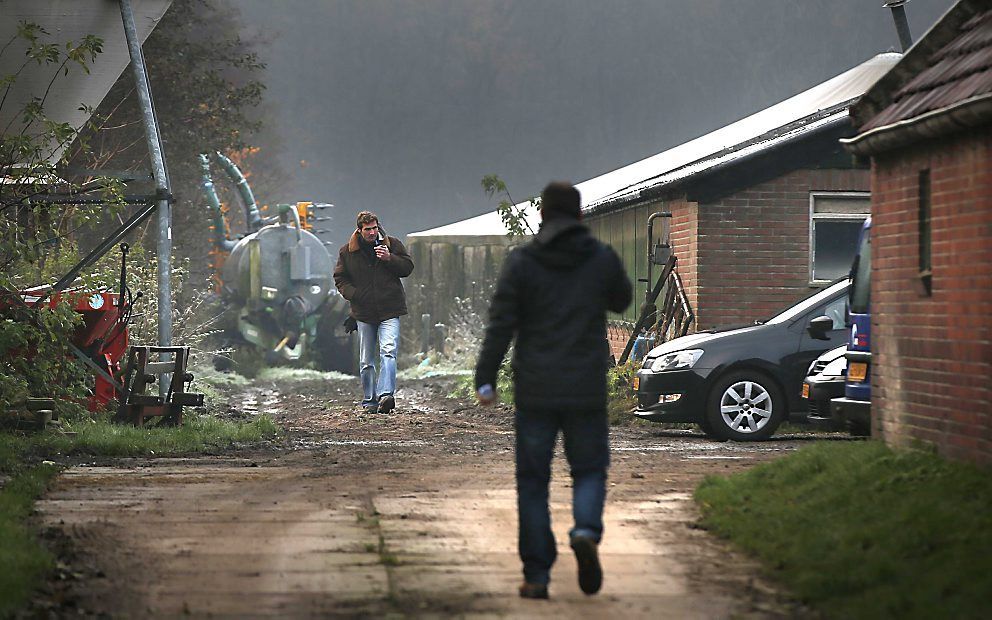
[808,191,870,285]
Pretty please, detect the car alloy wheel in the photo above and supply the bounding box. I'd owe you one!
[705,371,784,441]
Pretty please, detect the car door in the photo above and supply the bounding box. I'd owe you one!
[785,292,850,407]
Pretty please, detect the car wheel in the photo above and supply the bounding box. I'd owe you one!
[705,371,785,441]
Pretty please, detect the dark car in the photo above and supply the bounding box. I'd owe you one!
[803,345,847,430]
[633,279,850,441]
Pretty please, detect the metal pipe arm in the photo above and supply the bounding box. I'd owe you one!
[215,152,263,233]
[199,154,236,252]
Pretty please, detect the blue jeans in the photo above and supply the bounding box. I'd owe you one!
[515,407,609,586]
[357,318,399,406]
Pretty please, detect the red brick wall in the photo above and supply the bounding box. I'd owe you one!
[870,129,992,468]
[694,169,870,329]
[670,198,700,320]
[594,168,869,351]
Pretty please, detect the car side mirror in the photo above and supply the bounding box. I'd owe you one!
[807,315,834,340]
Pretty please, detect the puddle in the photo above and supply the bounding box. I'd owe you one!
[614,443,725,452]
[292,439,429,448]
[257,368,355,382]
[613,442,791,453]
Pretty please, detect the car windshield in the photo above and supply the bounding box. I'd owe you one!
[764,279,850,325]
[850,228,871,314]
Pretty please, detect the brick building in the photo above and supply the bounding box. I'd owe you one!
[843,0,992,467]
[409,54,898,353]
[585,54,898,332]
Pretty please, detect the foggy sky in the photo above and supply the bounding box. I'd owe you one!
[236,0,954,239]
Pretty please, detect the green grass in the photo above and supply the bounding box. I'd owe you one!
[0,412,281,462]
[0,463,60,617]
[695,441,992,619]
[450,363,515,406]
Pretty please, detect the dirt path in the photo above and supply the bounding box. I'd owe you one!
[35,374,822,618]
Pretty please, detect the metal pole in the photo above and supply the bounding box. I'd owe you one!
[120,0,172,396]
[883,1,914,52]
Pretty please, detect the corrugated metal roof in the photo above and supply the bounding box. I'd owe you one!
[410,53,899,238]
[862,4,992,130]
[0,0,172,163]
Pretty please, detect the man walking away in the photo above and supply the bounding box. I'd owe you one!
[334,211,414,413]
[474,182,632,599]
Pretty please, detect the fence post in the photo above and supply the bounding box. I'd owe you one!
[421,313,431,353]
[433,323,447,355]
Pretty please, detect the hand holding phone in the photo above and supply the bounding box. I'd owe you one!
[374,238,390,261]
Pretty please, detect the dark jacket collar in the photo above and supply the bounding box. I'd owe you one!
[347,230,392,252]
[534,217,586,246]
[527,217,596,269]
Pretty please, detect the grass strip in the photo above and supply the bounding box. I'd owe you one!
[3,412,282,459]
[695,440,992,619]
[0,463,60,618]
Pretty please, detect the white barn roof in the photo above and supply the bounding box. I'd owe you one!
[410,52,899,238]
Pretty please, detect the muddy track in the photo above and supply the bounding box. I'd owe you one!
[33,374,826,618]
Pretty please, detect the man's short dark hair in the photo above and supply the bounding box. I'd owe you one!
[540,182,581,220]
[357,211,379,229]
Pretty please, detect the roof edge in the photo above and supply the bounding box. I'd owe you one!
[586,109,852,216]
[842,93,992,155]
[851,0,982,129]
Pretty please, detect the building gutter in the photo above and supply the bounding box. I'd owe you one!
[586,111,852,217]
[842,93,992,156]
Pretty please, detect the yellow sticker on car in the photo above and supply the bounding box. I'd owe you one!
[848,362,868,382]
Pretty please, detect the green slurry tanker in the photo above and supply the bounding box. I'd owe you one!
[199,152,352,374]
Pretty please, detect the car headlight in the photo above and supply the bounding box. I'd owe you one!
[648,349,704,372]
[822,356,847,377]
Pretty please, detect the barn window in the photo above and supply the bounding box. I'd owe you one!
[809,192,870,284]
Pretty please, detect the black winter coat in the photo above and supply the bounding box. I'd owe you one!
[474,218,633,411]
[333,231,414,323]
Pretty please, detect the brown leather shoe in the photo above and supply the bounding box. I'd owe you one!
[518,582,549,599]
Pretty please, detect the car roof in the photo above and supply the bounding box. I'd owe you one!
[766,279,850,325]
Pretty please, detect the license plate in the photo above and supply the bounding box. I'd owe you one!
[632,376,640,391]
[802,383,810,399]
[848,362,868,382]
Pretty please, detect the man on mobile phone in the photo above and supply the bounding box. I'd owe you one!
[334,211,414,413]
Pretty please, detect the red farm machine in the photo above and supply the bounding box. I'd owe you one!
[4,243,203,427]
[1,0,208,427]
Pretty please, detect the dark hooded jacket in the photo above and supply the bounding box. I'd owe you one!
[334,230,414,323]
[475,217,632,411]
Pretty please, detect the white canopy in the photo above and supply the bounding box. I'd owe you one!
[0,0,172,163]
